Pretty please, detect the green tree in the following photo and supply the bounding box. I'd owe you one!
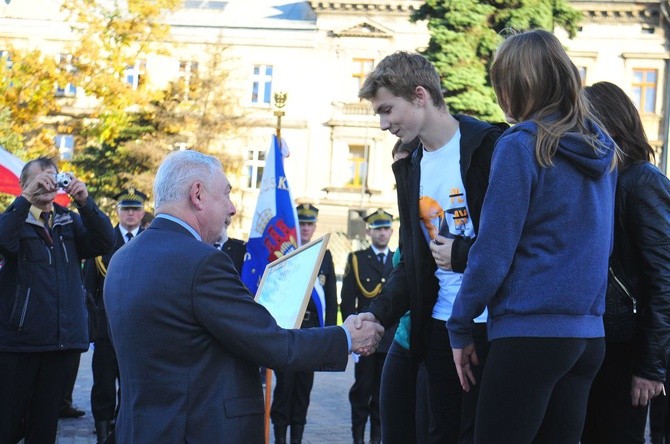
[61,0,243,210]
[412,0,582,121]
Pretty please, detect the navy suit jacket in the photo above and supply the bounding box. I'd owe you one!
[104,217,348,443]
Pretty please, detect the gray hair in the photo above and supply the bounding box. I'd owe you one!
[153,150,222,209]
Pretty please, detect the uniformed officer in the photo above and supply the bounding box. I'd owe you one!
[82,188,147,444]
[271,203,338,444]
[341,209,396,444]
[215,237,247,275]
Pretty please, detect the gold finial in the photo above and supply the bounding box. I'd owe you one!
[273,92,287,138]
[274,92,287,109]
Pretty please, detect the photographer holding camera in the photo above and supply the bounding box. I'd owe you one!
[0,156,115,443]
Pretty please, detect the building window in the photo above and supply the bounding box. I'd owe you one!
[351,58,374,96]
[55,53,77,97]
[178,60,199,99]
[125,59,146,90]
[632,69,657,113]
[55,135,75,161]
[245,147,266,189]
[251,65,273,105]
[346,144,367,188]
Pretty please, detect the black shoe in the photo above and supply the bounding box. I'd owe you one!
[59,406,85,418]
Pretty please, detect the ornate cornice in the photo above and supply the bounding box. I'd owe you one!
[309,0,420,16]
[572,1,660,25]
[333,21,392,37]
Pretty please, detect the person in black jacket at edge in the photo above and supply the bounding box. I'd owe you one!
[581,82,670,443]
[0,156,115,443]
[271,203,338,444]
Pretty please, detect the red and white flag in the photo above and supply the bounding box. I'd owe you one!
[0,146,71,206]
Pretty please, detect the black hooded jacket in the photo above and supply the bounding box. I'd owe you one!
[366,115,506,362]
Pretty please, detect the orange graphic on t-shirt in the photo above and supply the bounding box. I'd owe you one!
[419,196,443,239]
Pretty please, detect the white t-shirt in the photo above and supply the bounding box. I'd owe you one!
[419,129,487,323]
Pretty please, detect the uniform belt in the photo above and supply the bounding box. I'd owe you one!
[303,310,311,321]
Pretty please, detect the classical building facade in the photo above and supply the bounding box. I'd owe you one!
[557,0,670,172]
[1,0,669,271]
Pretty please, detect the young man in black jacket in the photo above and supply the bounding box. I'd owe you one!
[357,52,506,444]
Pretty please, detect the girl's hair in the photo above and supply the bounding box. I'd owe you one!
[490,29,606,167]
[584,81,655,169]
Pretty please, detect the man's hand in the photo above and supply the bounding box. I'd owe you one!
[20,170,58,205]
[64,174,89,206]
[342,313,384,356]
[430,235,454,271]
[631,375,665,407]
[452,343,479,392]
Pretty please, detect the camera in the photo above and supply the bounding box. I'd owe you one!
[55,172,72,188]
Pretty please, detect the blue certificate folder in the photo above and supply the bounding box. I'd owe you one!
[254,234,330,329]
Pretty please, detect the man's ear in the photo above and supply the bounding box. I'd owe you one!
[190,182,204,209]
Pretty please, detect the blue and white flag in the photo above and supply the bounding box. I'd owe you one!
[241,135,326,327]
[241,134,299,295]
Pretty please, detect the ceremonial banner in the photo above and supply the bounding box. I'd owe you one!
[0,145,24,196]
[241,135,300,295]
[0,146,71,206]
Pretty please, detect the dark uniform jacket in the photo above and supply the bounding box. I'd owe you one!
[341,247,395,352]
[606,161,670,381]
[104,216,349,443]
[366,115,506,362]
[221,237,247,275]
[0,195,115,352]
[83,225,143,341]
[303,249,338,327]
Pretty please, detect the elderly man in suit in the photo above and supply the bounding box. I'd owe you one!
[104,150,384,443]
[83,187,147,443]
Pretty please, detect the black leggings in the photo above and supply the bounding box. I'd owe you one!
[475,337,605,444]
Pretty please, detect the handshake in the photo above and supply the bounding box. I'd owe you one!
[342,313,385,356]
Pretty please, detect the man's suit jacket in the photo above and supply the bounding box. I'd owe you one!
[104,217,349,443]
[83,225,143,341]
[340,247,396,352]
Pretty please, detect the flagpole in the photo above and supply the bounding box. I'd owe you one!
[265,91,287,444]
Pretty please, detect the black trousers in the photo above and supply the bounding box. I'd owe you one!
[582,342,648,444]
[61,352,82,411]
[270,316,319,432]
[270,369,315,428]
[91,338,120,421]
[0,350,80,444]
[650,383,670,444]
[475,337,604,444]
[349,352,387,440]
[424,319,489,444]
[379,340,430,444]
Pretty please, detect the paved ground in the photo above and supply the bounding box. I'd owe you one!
[57,349,656,443]
[56,349,358,443]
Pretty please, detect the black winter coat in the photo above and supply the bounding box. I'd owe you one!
[0,196,115,352]
[83,225,144,341]
[366,115,506,362]
[606,162,670,381]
